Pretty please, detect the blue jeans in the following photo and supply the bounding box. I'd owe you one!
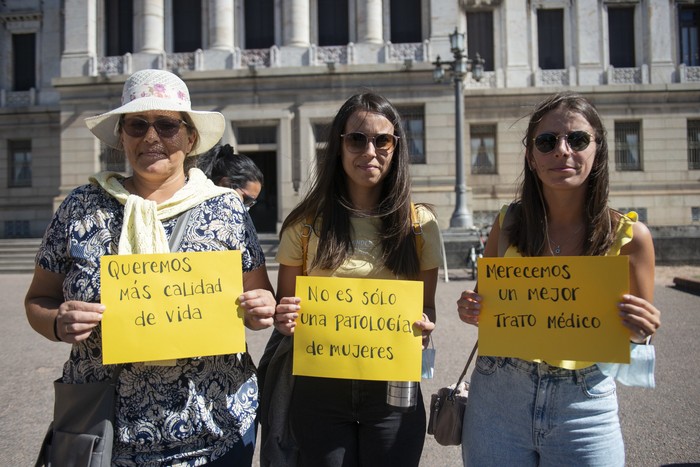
[462,357,624,467]
[290,376,426,467]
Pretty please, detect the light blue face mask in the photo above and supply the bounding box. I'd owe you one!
[597,342,656,388]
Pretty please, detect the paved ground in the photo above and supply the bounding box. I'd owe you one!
[2,266,699,466]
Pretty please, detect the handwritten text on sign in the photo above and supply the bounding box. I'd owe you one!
[477,256,629,363]
[293,276,423,381]
[100,250,246,364]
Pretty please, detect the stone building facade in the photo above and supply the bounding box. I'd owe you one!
[1,0,699,237]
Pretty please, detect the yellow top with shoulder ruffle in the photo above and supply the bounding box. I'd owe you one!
[498,205,637,370]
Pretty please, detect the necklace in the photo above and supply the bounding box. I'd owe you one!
[547,224,584,255]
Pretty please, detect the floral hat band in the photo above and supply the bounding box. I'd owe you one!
[85,69,224,156]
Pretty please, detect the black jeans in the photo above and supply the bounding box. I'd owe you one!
[289,376,426,467]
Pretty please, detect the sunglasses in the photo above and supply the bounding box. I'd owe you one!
[533,131,594,153]
[234,188,258,210]
[121,117,188,139]
[341,132,399,153]
[242,195,258,210]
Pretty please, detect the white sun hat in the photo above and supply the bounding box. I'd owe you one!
[85,69,225,156]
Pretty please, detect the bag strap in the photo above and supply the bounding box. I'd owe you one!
[169,208,194,252]
[300,203,424,276]
[450,341,479,397]
[300,217,313,276]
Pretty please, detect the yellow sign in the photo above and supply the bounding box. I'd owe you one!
[100,251,246,364]
[293,276,423,381]
[477,256,630,363]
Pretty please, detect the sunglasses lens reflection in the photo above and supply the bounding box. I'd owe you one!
[567,131,591,151]
[343,133,397,153]
[123,118,183,138]
[534,131,591,153]
[374,134,395,151]
[346,133,368,152]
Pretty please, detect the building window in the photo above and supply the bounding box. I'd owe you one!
[608,6,635,67]
[692,207,700,222]
[172,0,202,52]
[390,0,421,43]
[398,106,425,164]
[313,122,331,169]
[470,125,496,174]
[237,126,277,145]
[537,9,564,70]
[105,0,133,56]
[467,11,494,71]
[614,121,642,171]
[318,0,349,46]
[8,140,32,187]
[244,0,275,49]
[12,34,36,91]
[679,5,700,66]
[688,120,700,170]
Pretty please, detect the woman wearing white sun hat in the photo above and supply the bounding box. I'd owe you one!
[25,69,275,465]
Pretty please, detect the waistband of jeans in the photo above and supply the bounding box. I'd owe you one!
[500,357,599,377]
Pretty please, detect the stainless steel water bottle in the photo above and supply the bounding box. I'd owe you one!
[386,381,417,412]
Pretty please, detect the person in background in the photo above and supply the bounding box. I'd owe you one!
[456,92,661,466]
[268,92,441,467]
[25,69,275,466]
[197,143,264,211]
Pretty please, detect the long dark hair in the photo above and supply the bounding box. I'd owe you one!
[196,144,264,189]
[281,92,422,277]
[510,92,615,256]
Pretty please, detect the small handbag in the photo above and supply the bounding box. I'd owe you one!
[427,341,478,446]
[35,368,122,467]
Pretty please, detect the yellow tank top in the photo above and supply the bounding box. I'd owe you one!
[498,205,637,370]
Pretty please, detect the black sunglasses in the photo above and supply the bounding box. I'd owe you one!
[122,117,188,139]
[242,195,258,210]
[341,132,399,153]
[533,131,594,153]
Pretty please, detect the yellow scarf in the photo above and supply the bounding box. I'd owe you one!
[90,168,231,254]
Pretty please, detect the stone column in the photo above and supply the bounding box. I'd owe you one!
[61,0,96,76]
[283,0,310,46]
[502,0,530,87]
[138,0,165,53]
[648,0,675,84]
[574,1,602,85]
[210,0,234,50]
[357,0,383,44]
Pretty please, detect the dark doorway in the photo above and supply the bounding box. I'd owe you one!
[245,151,277,233]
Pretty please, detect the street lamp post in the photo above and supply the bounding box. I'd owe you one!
[433,29,485,229]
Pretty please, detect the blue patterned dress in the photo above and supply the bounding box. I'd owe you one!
[36,181,266,466]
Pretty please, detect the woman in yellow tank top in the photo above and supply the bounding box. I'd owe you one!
[456,92,660,466]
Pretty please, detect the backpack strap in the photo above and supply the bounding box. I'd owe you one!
[300,217,313,276]
[300,205,424,276]
[410,202,424,256]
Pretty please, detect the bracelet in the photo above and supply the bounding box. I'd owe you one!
[53,315,62,342]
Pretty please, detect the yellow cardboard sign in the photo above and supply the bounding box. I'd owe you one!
[477,256,630,363]
[293,276,423,381]
[100,250,246,364]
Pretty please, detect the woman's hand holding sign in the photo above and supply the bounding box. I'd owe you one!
[414,312,435,349]
[274,296,301,336]
[239,289,276,330]
[619,294,660,344]
[457,290,481,327]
